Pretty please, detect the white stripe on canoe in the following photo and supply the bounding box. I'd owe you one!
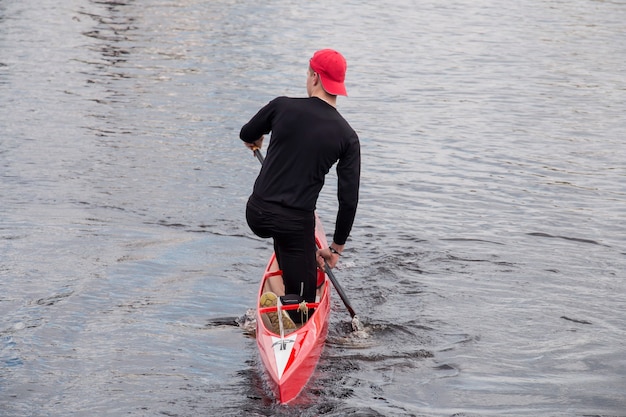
[271,334,297,380]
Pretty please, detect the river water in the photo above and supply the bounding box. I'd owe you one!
[1,0,625,416]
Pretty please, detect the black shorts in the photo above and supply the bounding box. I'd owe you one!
[246,195,317,302]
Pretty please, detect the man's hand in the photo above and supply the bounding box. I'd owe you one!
[244,136,264,151]
[316,243,344,269]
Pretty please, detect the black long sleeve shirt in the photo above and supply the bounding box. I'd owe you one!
[240,96,360,245]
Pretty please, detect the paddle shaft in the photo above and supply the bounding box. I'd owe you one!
[324,262,357,319]
[253,148,264,164]
[251,148,358,319]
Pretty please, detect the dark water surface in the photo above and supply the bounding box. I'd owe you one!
[2,0,625,416]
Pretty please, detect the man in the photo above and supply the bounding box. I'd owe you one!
[240,49,360,327]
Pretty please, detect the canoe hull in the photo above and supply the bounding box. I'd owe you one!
[255,217,331,404]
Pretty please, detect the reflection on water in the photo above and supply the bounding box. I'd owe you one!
[1,0,626,415]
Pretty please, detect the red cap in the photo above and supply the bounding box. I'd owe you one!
[309,49,347,96]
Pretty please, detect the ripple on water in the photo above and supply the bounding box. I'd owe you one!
[2,0,626,415]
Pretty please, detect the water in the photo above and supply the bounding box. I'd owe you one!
[1,0,625,416]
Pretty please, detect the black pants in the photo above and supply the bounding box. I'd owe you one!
[246,195,317,302]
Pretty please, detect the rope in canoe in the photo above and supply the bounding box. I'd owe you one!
[297,301,309,324]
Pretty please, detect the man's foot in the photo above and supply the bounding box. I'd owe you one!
[259,292,297,334]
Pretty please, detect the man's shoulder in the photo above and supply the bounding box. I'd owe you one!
[267,96,310,109]
[272,96,305,103]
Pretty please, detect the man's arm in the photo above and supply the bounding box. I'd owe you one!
[333,134,361,245]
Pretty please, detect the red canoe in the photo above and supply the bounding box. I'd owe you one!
[255,215,331,404]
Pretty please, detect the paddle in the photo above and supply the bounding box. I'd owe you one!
[251,148,360,326]
[253,148,264,165]
[323,261,357,319]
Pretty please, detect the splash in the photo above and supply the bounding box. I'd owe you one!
[236,308,257,335]
[351,315,364,332]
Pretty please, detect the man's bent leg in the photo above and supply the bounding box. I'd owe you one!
[273,213,317,303]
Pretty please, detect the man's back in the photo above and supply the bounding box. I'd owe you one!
[241,96,359,215]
